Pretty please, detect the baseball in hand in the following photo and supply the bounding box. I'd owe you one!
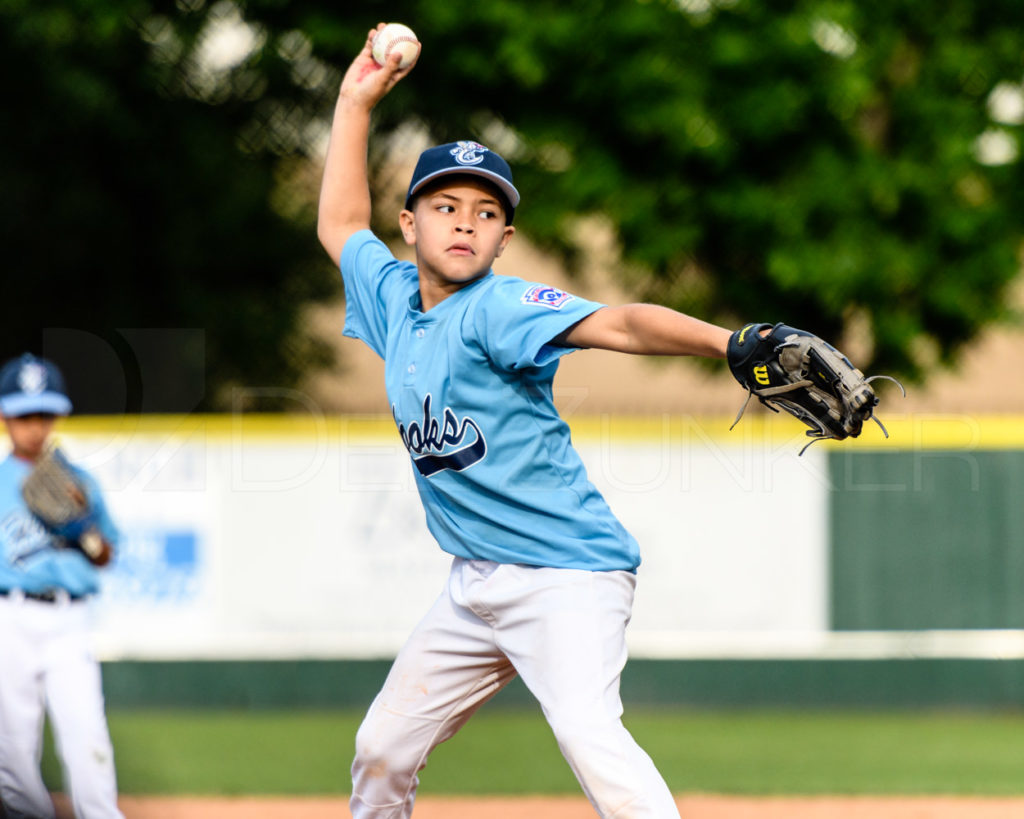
[372,23,419,69]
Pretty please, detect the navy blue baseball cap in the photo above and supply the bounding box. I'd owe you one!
[0,354,72,417]
[405,140,520,224]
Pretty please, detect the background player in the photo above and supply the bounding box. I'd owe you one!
[318,25,732,818]
[0,353,124,819]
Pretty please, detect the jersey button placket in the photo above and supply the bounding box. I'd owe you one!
[404,324,426,385]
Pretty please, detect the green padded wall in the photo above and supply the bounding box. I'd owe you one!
[830,451,1024,630]
[100,658,1024,709]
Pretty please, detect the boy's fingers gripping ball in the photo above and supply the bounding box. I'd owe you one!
[372,23,419,69]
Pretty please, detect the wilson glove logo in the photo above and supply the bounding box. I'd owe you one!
[394,394,487,477]
[754,364,770,386]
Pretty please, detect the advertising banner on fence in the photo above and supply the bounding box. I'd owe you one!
[57,415,830,660]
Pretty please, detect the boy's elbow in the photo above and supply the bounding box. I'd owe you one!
[317,217,353,264]
[316,216,333,251]
[316,226,336,263]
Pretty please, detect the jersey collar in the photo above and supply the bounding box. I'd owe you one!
[408,271,493,319]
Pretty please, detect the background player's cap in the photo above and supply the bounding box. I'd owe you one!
[405,140,520,224]
[0,353,72,417]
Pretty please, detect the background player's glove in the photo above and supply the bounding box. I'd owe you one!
[726,322,904,454]
[21,444,105,560]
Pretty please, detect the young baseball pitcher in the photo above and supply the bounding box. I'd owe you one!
[319,22,889,819]
[0,354,124,819]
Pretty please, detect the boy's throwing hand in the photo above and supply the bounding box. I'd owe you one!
[340,24,421,110]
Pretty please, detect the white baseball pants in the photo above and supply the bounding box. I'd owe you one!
[350,558,679,818]
[0,594,124,819]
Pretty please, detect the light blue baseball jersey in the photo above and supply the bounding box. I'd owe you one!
[0,453,119,596]
[341,229,641,572]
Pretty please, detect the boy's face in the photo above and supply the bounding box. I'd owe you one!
[3,412,58,461]
[400,177,515,299]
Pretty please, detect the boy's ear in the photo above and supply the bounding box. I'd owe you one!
[495,225,515,257]
[399,209,416,245]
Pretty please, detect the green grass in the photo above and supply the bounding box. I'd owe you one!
[630,709,1024,795]
[41,707,1024,795]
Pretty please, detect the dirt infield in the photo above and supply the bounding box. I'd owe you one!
[49,794,1024,818]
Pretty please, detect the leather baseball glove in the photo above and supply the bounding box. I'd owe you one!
[727,322,904,454]
[21,444,106,561]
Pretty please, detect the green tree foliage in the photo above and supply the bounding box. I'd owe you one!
[0,0,338,411]
[3,0,1021,411]
[298,0,1024,380]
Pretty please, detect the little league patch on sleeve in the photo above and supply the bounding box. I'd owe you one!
[520,285,575,310]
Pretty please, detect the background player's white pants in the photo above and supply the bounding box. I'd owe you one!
[0,594,124,819]
[350,558,680,819]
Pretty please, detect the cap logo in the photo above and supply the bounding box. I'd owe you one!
[450,141,488,167]
[17,361,48,395]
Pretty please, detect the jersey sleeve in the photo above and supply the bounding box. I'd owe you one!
[472,278,605,371]
[339,230,416,359]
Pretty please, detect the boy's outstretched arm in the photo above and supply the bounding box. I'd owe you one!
[317,24,420,264]
[557,303,732,359]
